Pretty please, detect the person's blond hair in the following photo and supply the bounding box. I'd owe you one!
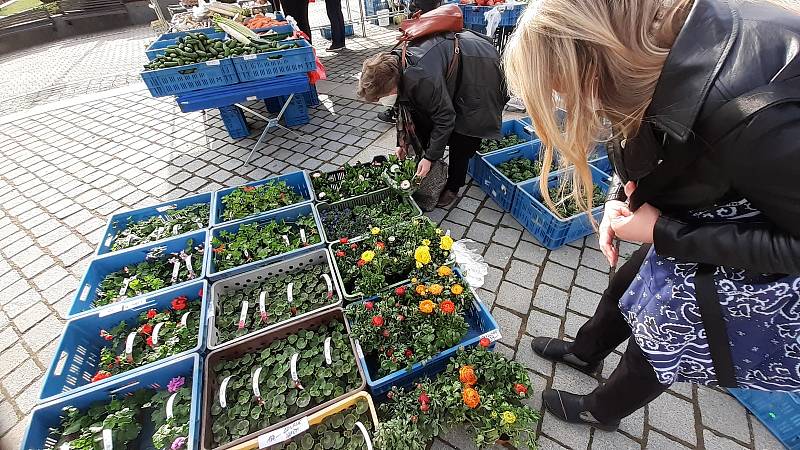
[358,52,401,103]
[504,0,800,216]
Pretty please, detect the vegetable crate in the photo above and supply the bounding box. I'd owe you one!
[200,308,366,450]
[206,203,325,282]
[315,188,423,244]
[219,105,251,139]
[321,23,355,40]
[511,166,610,250]
[211,170,314,226]
[231,39,317,82]
[146,29,227,61]
[459,3,526,27]
[481,139,543,211]
[250,24,295,36]
[590,155,613,177]
[468,118,537,188]
[22,354,202,450]
[350,281,499,397]
[221,391,379,450]
[141,58,240,98]
[40,280,208,403]
[729,389,800,450]
[68,230,208,318]
[206,249,342,351]
[96,192,212,256]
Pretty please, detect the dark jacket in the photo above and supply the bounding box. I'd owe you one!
[609,0,800,274]
[395,31,506,161]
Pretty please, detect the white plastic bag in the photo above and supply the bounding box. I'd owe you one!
[192,0,209,19]
[484,7,501,37]
[450,239,489,288]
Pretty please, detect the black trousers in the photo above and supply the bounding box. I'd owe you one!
[445,133,481,193]
[325,0,346,46]
[570,244,669,423]
[282,0,312,43]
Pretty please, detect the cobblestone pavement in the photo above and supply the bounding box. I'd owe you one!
[0,21,787,450]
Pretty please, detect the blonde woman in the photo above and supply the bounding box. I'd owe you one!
[505,0,800,430]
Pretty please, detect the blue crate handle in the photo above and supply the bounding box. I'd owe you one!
[178,67,199,75]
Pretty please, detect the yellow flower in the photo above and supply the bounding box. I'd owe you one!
[422,239,431,246]
[415,284,427,296]
[361,250,375,263]
[491,411,498,419]
[451,284,464,295]
[437,266,452,277]
[411,278,418,284]
[414,245,432,266]
[429,284,444,295]
[440,234,454,251]
[436,228,443,235]
[371,227,381,235]
[501,411,517,425]
[419,300,436,314]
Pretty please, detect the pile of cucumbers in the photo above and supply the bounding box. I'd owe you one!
[144,32,299,71]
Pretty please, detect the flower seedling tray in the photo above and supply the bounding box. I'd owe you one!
[69,230,208,319]
[40,280,207,404]
[315,188,423,244]
[348,275,499,397]
[22,354,202,450]
[200,308,366,450]
[469,118,537,188]
[222,391,378,450]
[481,140,543,212]
[206,249,342,351]
[511,166,610,250]
[141,57,239,98]
[231,39,316,82]
[327,237,409,303]
[206,203,324,282]
[96,192,212,256]
[211,170,313,226]
[310,155,389,203]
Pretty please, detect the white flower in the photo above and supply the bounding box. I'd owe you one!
[318,192,326,200]
[311,171,322,178]
[400,180,411,190]
[358,175,365,181]
[390,164,400,174]
[388,236,396,242]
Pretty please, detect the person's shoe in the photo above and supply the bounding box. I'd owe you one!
[326,44,346,51]
[436,189,458,208]
[531,337,599,375]
[377,108,396,124]
[542,389,620,432]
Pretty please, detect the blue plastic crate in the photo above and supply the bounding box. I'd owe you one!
[729,389,800,450]
[589,154,613,176]
[472,119,537,191]
[304,83,320,107]
[145,30,226,61]
[219,105,250,139]
[321,23,354,40]
[281,94,310,127]
[482,139,543,211]
[348,282,500,397]
[141,58,239,98]
[250,24,295,36]
[69,230,208,318]
[511,166,610,250]
[460,3,525,27]
[231,39,317,82]
[96,192,212,256]
[22,355,202,450]
[206,203,324,281]
[40,280,207,404]
[211,170,314,225]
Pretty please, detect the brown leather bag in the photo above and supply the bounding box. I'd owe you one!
[398,3,463,42]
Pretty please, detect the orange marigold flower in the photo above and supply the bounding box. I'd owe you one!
[429,284,444,295]
[440,300,456,314]
[451,284,464,295]
[462,387,481,409]
[415,284,427,296]
[437,266,453,277]
[459,365,478,386]
[419,300,436,314]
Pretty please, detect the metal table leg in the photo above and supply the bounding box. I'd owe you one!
[236,93,303,166]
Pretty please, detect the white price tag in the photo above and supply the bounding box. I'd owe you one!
[479,329,502,343]
[156,204,177,213]
[259,291,267,322]
[180,311,190,327]
[243,54,258,60]
[355,340,364,360]
[98,304,123,317]
[246,95,258,101]
[102,429,113,450]
[123,298,147,310]
[124,332,137,363]
[238,301,249,329]
[152,322,165,346]
[166,392,178,419]
[206,59,221,66]
[290,353,300,384]
[219,375,232,408]
[299,229,307,244]
[324,337,332,365]
[282,234,290,246]
[321,274,333,299]
[252,367,263,398]
[257,417,310,448]
[355,422,374,450]
[286,283,294,304]
[208,298,215,320]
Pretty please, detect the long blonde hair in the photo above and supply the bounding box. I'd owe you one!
[504,0,800,215]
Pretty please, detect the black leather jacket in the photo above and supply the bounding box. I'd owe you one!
[608,0,800,274]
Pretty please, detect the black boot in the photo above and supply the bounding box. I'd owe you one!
[542,389,621,431]
[531,337,599,375]
[377,108,397,124]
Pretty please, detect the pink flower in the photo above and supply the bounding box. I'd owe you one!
[167,376,185,393]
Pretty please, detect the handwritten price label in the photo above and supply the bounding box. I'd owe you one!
[479,329,502,343]
[257,417,309,448]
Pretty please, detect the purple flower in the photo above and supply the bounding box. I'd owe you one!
[167,376,185,393]
[171,436,187,450]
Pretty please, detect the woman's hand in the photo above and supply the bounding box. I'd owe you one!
[610,203,661,244]
[600,200,631,267]
[416,158,432,178]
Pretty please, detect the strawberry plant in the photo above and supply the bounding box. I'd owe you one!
[479,134,525,153]
[110,203,210,252]
[221,181,303,222]
[269,398,374,450]
[310,160,387,203]
[548,184,605,217]
[346,269,472,377]
[95,240,204,308]
[211,214,320,272]
[209,320,361,447]
[320,193,416,242]
[90,293,202,384]
[496,157,541,183]
[213,264,337,345]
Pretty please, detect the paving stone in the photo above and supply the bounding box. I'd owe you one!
[541,262,574,290]
[494,342,516,360]
[646,431,692,450]
[574,267,609,294]
[514,240,547,265]
[22,315,63,351]
[0,327,17,353]
[516,334,554,377]
[506,260,540,287]
[483,244,514,270]
[0,401,17,435]
[541,410,591,450]
[3,289,45,318]
[32,265,70,291]
[569,287,602,317]
[526,309,562,340]
[482,266,503,293]
[12,302,50,333]
[702,429,748,450]
[466,221,494,243]
[619,406,645,439]
[697,387,750,442]
[491,306,523,347]
[2,359,40,396]
[496,281,533,314]
[534,284,568,317]
[601,351,621,380]
[430,439,455,449]
[591,431,640,450]
[668,382,693,399]
[492,226,522,247]
[476,207,503,225]
[648,392,697,445]
[537,435,570,450]
[752,416,783,450]
[564,312,587,339]
[581,248,610,273]
[548,246,581,268]
[0,343,28,379]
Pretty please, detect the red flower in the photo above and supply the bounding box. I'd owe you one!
[395,286,406,297]
[440,300,456,314]
[364,301,374,310]
[396,314,405,322]
[420,403,430,412]
[146,309,157,319]
[339,237,349,244]
[171,296,188,311]
[335,250,346,257]
[376,241,385,250]
[242,185,256,192]
[350,243,358,250]
[146,336,154,347]
[357,259,366,267]
[514,383,529,396]
[371,315,384,327]
[141,324,153,335]
[382,329,390,338]
[479,337,491,348]
[404,348,413,358]
[100,330,113,341]
[91,371,111,383]
[418,392,430,404]
[213,245,225,254]
[386,348,394,357]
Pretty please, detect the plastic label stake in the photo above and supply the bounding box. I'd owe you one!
[281,234,290,246]
[252,366,263,398]
[180,311,190,327]
[102,429,113,450]
[290,353,303,389]
[321,273,333,299]
[286,283,294,304]
[324,337,332,365]
[259,291,267,322]
[355,422,374,450]
[124,332,137,363]
[299,229,307,244]
[170,258,181,282]
[166,392,179,419]
[257,417,310,448]
[238,301,249,330]
[219,375,232,407]
[152,322,165,346]
[183,253,195,278]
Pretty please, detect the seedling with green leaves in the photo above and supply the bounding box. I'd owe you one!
[221,181,303,222]
[110,203,209,252]
[496,157,542,183]
[270,399,374,450]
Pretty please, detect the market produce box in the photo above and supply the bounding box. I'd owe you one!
[206,249,342,351]
[456,1,527,27]
[22,354,202,450]
[68,230,207,318]
[146,29,227,61]
[96,192,212,256]
[142,58,240,98]
[206,203,324,282]
[211,170,313,226]
[511,165,609,249]
[200,308,366,450]
[590,155,613,176]
[40,280,207,404]
[468,118,536,187]
[231,39,316,83]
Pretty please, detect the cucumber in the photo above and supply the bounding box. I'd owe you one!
[196,50,208,57]
[208,47,218,56]
[164,61,179,67]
